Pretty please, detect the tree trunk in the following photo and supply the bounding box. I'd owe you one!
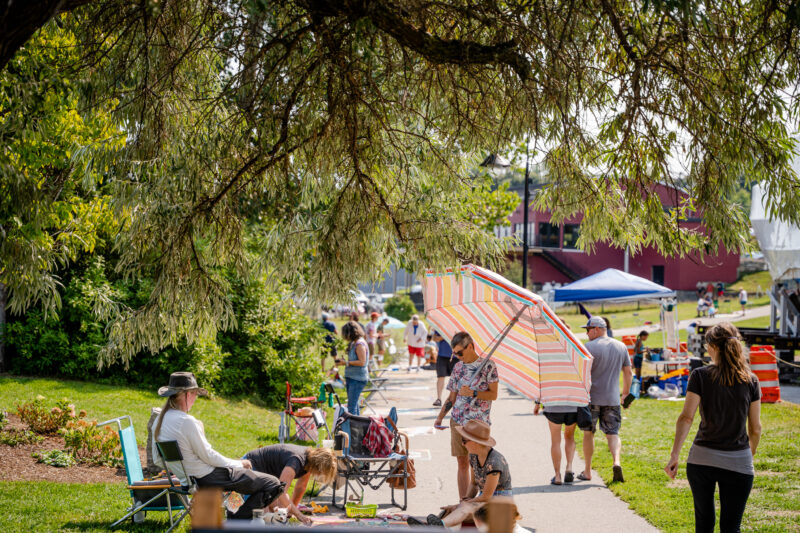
[0,0,94,72]
[0,282,5,372]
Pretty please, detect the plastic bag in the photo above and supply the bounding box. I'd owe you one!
[648,385,668,399]
[663,383,680,398]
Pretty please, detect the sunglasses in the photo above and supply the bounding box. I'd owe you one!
[453,343,471,356]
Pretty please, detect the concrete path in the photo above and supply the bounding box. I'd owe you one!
[573,304,772,340]
[347,366,659,532]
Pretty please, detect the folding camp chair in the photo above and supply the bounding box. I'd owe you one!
[285,381,320,442]
[98,416,187,530]
[154,440,197,533]
[331,407,410,510]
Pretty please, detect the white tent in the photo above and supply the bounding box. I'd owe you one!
[751,183,800,282]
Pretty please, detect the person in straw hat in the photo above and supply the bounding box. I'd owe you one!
[152,372,287,520]
[408,419,512,528]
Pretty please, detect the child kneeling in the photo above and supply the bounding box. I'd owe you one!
[408,420,512,527]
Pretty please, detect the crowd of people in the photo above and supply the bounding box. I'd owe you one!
[150,309,762,533]
[411,319,761,533]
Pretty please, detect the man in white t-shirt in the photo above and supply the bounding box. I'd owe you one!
[403,314,428,371]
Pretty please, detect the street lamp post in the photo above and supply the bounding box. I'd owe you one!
[521,141,530,289]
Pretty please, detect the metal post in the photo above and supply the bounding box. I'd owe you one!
[522,139,530,288]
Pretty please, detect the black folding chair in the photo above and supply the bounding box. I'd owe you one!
[155,440,196,533]
[331,408,410,510]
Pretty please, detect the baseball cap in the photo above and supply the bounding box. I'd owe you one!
[582,316,607,329]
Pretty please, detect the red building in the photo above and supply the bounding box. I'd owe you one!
[496,183,740,290]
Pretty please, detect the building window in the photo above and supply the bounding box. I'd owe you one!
[538,222,560,248]
[563,224,580,249]
[652,265,665,286]
[494,225,512,238]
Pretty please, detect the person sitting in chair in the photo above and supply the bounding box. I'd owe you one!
[153,372,287,520]
[244,444,337,523]
[408,420,512,528]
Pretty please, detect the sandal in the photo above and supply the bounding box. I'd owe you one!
[407,517,426,527]
[564,471,574,484]
[433,399,442,407]
[576,472,591,481]
[550,476,562,485]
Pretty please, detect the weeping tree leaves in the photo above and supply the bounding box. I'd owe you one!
[1,0,799,366]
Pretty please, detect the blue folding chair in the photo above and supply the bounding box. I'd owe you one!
[99,416,188,530]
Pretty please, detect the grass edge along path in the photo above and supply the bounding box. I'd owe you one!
[577,398,800,533]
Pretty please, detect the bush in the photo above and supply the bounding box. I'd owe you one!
[0,409,7,431]
[384,294,416,321]
[33,449,75,468]
[0,429,43,446]
[17,396,85,435]
[61,419,122,467]
[5,254,325,407]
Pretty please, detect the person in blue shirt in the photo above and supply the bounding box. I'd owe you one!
[432,330,454,407]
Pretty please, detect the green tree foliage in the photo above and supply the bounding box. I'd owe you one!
[384,295,417,322]
[1,1,799,368]
[0,25,123,318]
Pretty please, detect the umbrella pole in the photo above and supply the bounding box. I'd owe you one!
[467,305,528,390]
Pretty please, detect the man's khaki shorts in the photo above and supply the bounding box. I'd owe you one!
[450,419,468,456]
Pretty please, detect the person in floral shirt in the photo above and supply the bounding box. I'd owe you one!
[433,331,499,499]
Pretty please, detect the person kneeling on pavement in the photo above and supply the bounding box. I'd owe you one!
[243,444,337,524]
[408,420,512,528]
[153,372,287,520]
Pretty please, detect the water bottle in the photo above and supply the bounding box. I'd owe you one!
[630,377,641,399]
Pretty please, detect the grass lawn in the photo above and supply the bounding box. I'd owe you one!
[577,398,800,532]
[0,376,288,532]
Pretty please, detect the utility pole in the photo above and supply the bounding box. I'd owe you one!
[521,139,530,288]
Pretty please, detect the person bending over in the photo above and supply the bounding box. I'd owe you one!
[244,444,337,524]
[152,372,285,520]
[408,420,512,528]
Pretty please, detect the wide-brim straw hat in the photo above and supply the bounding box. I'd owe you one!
[455,419,496,447]
[158,372,208,398]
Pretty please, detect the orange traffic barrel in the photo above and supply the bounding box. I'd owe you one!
[749,345,781,403]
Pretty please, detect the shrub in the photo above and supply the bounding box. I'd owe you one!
[33,449,76,468]
[17,396,85,435]
[61,419,123,467]
[384,294,416,321]
[0,409,7,431]
[0,429,44,446]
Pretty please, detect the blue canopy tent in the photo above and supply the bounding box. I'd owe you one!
[553,268,676,303]
[554,268,680,353]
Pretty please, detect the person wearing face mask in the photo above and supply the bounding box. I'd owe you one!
[665,323,762,533]
[152,372,286,520]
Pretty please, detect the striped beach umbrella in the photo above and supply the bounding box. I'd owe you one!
[423,264,592,407]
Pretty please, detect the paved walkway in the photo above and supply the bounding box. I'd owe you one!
[350,366,658,532]
[573,304,772,340]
